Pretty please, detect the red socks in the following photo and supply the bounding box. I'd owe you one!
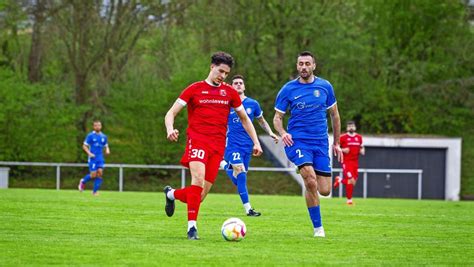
[187,185,203,221]
[346,183,354,200]
[174,187,188,203]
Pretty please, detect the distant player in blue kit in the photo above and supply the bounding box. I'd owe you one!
[78,120,110,196]
[273,51,343,237]
[221,75,279,216]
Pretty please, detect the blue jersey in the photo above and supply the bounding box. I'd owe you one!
[226,97,263,150]
[274,77,336,140]
[84,131,108,161]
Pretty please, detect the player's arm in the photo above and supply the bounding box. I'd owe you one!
[341,147,350,154]
[82,144,95,158]
[328,104,343,163]
[273,110,293,147]
[236,108,263,156]
[257,116,279,144]
[164,101,185,142]
[105,144,110,155]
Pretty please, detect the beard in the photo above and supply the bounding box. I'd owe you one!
[348,130,355,134]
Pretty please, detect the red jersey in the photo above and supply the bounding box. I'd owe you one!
[177,80,243,154]
[340,133,363,163]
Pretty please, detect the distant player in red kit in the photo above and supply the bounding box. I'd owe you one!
[164,52,263,240]
[334,121,365,205]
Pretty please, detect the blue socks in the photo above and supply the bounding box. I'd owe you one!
[236,172,249,205]
[93,178,103,193]
[226,169,237,186]
[308,206,322,228]
[82,174,91,184]
[226,170,250,205]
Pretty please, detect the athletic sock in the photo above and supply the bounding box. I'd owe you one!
[174,187,189,203]
[166,189,176,200]
[308,206,322,228]
[243,202,251,213]
[82,174,91,184]
[236,172,249,205]
[226,169,237,186]
[187,185,203,221]
[187,220,197,231]
[93,177,103,193]
[347,183,354,200]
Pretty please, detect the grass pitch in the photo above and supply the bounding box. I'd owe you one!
[0,189,473,265]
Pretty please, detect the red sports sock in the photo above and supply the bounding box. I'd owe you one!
[347,183,354,199]
[187,185,203,221]
[174,187,188,203]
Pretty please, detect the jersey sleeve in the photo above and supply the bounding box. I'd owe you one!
[84,134,91,146]
[325,82,337,109]
[230,89,243,110]
[254,100,263,118]
[177,84,194,106]
[274,86,289,113]
[340,135,347,148]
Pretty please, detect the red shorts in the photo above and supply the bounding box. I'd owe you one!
[180,138,223,184]
[342,162,359,180]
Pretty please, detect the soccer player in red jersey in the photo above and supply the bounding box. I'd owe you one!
[163,52,263,240]
[334,121,365,205]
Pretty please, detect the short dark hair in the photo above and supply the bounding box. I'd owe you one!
[211,51,234,68]
[298,51,315,63]
[346,120,356,125]
[93,120,101,124]
[231,74,244,82]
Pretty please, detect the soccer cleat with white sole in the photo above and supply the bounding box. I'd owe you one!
[313,227,326,238]
[347,199,353,205]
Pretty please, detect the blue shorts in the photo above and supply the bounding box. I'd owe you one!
[88,159,105,172]
[224,146,252,172]
[284,139,331,176]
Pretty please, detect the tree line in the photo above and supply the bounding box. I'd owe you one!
[0,0,473,194]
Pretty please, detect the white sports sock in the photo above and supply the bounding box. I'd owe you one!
[188,220,197,231]
[243,203,251,213]
[219,160,227,170]
[167,189,175,200]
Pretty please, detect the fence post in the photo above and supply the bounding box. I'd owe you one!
[119,167,123,192]
[363,171,368,199]
[56,165,61,190]
[418,171,422,200]
[181,168,186,188]
[338,171,343,197]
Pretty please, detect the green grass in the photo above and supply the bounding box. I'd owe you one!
[0,189,473,266]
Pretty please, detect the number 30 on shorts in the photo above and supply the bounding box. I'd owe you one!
[191,149,205,159]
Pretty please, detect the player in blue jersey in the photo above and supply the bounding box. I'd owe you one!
[78,120,110,196]
[273,51,343,237]
[221,75,279,216]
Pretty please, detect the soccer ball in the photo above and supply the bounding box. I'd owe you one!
[221,217,246,241]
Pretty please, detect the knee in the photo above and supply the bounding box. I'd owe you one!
[232,165,245,176]
[191,173,205,187]
[319,186,330,196]
[90,172,97,178]
[304,178,318,192]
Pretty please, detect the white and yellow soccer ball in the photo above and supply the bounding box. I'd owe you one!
[221,217,246,241]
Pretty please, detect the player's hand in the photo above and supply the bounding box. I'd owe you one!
[88,153,95,158]
[252,143,263,156]
[167,129,179,142]
[270,132,279,144]
[281,133,294,147]
[333,144,343,163]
